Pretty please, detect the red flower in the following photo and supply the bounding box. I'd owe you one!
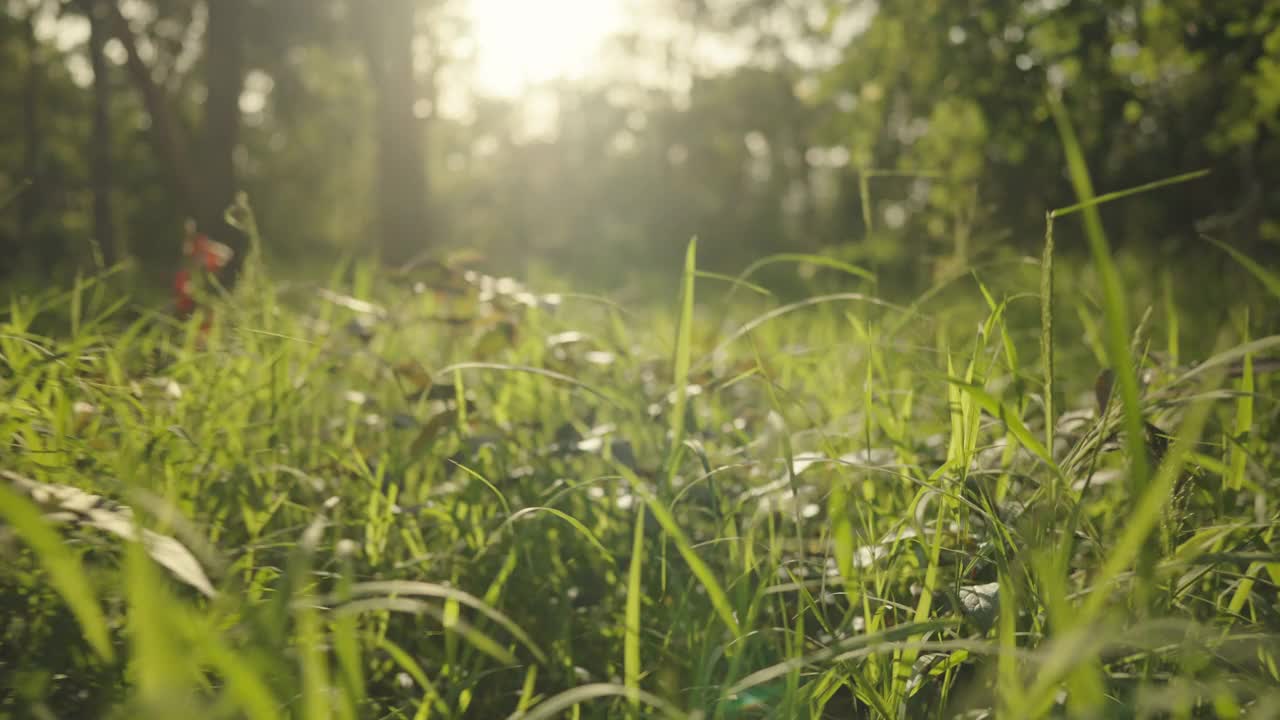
[175,223,234,321]
[174,269,196,315]
[185,233,234,272]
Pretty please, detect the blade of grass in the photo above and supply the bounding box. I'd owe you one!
[500,507,616,566]
[510,683,688,720]
[1050,169,1209,218]
[337,580,547,662]
[1167,335,1280,388]
[125,537,187,709]
[1031,352,1225,703]
[729,253,874,308]
[295,546,331,720]
[1161,269,1180,367]
[379,637,447,715]
[1204,236,1280,300]
[666,237,698,484]
[996,569,1025,715]
[693,270,773,297]
[181,607,279,720]
[1041,211,1056,466]
[1048,94,1148,496]
[636,486,741,638]
[944,378,1058,473]
[725,619,956,697]
[624,503,645,711]
[1228,314,1253,491]
[699,293,907,370]
[435,362,622,406]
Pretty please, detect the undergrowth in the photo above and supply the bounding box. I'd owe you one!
[2,168,1280,718]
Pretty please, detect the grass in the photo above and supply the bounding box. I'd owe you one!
[2,185,1280,719]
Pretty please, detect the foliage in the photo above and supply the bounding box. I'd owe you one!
[4,4,1280,715]
[5,1,1280,290]
[2,200,1279,716]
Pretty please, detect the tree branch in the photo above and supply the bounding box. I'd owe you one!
[99,0,202,218]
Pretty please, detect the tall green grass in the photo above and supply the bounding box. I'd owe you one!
[2,153,1279,719]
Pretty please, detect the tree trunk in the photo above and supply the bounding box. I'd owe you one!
[103,0,247,281]
[104,0,202,218]
[84,0,118,266]
[200,0,247,269]
[20,10,49,270]
[361,0,430,265]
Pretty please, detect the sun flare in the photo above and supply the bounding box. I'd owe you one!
[467,0,625,96]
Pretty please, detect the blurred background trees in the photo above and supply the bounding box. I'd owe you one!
[1,0,1277,294]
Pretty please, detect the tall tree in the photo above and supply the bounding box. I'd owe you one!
[358,0,430,264]
[102,1,199,211]
[102,0,247,271]
[80,0,117,265]
[19,6,48,268]
[200,0,247,267]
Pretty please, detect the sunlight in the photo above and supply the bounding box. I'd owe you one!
[467,0,625,96]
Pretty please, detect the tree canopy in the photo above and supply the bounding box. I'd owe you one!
[1,0,1277,290]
